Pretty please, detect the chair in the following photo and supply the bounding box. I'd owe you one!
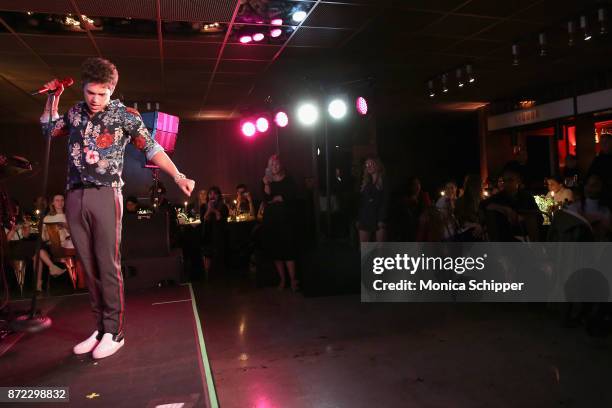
[547,209,594,242]
[45,223,80,292]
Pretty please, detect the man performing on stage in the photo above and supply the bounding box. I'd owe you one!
[40,57,195,359]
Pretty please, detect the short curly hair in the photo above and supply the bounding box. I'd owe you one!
[81,57,118,89]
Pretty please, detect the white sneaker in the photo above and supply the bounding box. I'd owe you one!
[92,333,124,359]
[73,330,101,355]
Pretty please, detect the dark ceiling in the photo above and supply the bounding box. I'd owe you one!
[1,0,611,123]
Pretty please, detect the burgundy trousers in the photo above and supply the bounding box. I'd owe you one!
[66,187,125,336]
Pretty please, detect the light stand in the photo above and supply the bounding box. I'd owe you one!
[324,116,332,239]
[11,93,55,333]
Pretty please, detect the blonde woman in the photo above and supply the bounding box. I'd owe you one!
[262,154,298,291]
[357,157,388,242]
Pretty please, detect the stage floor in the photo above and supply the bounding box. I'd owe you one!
[0,285,214,408]
[193,280,612,408]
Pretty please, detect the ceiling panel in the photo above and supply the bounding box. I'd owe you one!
[0,33,30,54]
[217,60,268,73]
[160,0,239,23]
[0,0,71,14]
[377,9,441,34]
[164,40,221,59]
[222,44,281,60]
[421,14,495,37]
[77,0,156,20]
[289,27,351,47]
[512,0,589,24]
[456,0,540,18]
[165,58,217,72]
[474,20,546,43]
[97,37,159,58]
[391,0,472,12]
[21,34,96,56]
[306,3,375,29]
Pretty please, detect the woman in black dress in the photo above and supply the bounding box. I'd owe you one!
[262,154,298,291]
[201,186,229,278]
[357,157,388,242]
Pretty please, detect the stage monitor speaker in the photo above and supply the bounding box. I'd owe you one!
[122,212,170,259]
[123,250,183,291]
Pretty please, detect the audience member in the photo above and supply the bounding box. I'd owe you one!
[125,196,140,214]
[235,183,255,217]
[357,157,388,243]
[200,186,229,277]
[567,174,611,241]
[34,195,69,292]
[262,154,299,291]
[587,133,612,208]
[455,174,484,240]
[546,175,574,204]
[481,167,542,241]
[435,181,458,240]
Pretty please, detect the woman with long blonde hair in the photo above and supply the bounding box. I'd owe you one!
[357,157,388,242]
[262,154,299,291]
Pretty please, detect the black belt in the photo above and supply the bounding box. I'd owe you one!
[70,182,101,190]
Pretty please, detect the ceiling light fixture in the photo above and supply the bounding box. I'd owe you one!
[442,74,448,93]
[466,64,475,83]
[292,11,307,23]
[580,15,592,41]
[456,68,464,88]
[568,21,575,46]
[538,32,547,57]
[598,8,607,35]
[356,97,368,115]
[512,43,520,66]
[428,80,436,98]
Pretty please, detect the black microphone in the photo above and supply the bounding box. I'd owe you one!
[31,77,74,96]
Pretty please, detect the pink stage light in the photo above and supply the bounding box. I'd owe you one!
[271,19,283,26]
[241,121,256,137]
[356,96,368,115]
[256,117,269,132]
[253,33,265,42]
[274,111,289,128]
[270,28,282,38]
[239,35,252,44]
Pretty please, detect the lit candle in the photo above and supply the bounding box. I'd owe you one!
[440,191,446,197]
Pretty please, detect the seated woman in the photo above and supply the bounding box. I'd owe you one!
[5,200,31,242]
[546,175,574,204]
[34,194,70,292]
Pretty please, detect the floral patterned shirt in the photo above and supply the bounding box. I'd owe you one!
[42,100,164,190]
